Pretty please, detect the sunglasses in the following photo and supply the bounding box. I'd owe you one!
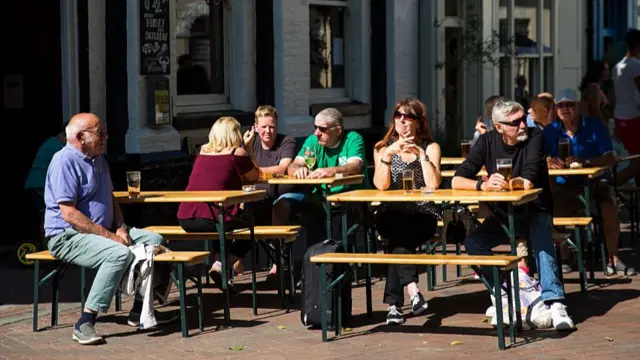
[393,111,418,121]
[314,124,337,133]
[498,116,526,127]
[83,128,106,138]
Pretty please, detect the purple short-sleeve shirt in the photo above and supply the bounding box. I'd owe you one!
[44,143,114,237]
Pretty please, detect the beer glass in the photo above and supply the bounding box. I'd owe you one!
[496,158,512,191]
[126,171,141,198]
[303,146,316,171]
[460,140,471,158]
[402,170,414,195]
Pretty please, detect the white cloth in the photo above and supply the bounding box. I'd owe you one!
[120,244,169,329]
[612,56,640,119]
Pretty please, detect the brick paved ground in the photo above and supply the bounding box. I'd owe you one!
[1,240,639,359]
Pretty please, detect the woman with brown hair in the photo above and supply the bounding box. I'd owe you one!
[372,98,442,325]
[177,117,260,289]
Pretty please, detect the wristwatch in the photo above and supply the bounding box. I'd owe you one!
[421,155,430,163]
[476,179,484,191]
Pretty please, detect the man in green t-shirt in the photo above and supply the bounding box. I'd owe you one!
[287,108,369,193]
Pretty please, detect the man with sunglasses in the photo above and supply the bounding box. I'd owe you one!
[452,100,575,331]
[43,113,176,345]
[544,89,634,277]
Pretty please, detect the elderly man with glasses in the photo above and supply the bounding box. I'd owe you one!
[452,100,575,331]
[544,88,635,277]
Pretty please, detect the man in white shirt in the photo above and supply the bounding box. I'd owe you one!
[612,29,640,156]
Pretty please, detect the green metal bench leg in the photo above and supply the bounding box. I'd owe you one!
[177,263,188,338]
[32,260,39,332]
[505,270,516,345]
[288,243,295,307]
[196,264,204,332]
[493,267,505,350]
[277,240,286,309]
[52,270,60,327]
[80,267,86,309]
[574,227,586,292]
[204,240,211,285]
[251,240,258,316]
[456,242,462,277]
[115,290,122,312]
[336,281,342,337]
[320,263,328,342]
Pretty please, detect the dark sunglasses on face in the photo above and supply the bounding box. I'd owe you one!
[393,111,418,121]
[498,116,526,127]
[314,124,337,133]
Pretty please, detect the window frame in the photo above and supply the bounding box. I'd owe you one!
[308,0,350,104]
[172,1,232,115]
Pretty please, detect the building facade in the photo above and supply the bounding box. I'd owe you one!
[57,0,640,156]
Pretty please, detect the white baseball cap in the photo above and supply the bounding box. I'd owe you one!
[555,88,579,104]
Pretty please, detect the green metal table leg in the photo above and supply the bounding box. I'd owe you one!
[197,264,204,332]
[251,239,258,316]
[493,267,505,351]
[204,240,211,285]
[325,197,332,239]
[32,260,39,332]
[336,281,342,337]
[441,238,447,283]
[320,263,328,342]
[574,227,586,291]
[504,203,522,332]
[456,242,462,277]
[216,205,231,325]
[177,263,188,338]
[579,183,596,281]
[288,243,295,307]
[277,240,286,309]
[505,269,516,345]
[362,203,372,317]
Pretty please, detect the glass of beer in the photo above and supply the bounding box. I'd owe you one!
[558,138,570,166]
[402,170,415,195]
[461,140,471,158]
[303,146,316,171]
[496,158,512,191]
[126,171,141,198]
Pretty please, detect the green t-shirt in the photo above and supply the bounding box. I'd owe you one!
[297,131,370,194]
[24,137,65,189]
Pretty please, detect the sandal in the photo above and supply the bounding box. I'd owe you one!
[606,259,637,276]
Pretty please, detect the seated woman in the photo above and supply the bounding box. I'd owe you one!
[177,117,260,289]
[372,98,442,325]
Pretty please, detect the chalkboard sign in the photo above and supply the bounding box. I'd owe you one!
[140,0,170,75]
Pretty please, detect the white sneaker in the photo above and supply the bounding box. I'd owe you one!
[485,305,496,318]
[550,302,575,331]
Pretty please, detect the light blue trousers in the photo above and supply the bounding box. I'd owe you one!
[47,228,163,312]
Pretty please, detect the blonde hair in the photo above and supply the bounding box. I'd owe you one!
[255,105,278,123]
[201,117,244,153]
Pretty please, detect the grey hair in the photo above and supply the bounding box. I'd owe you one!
[491,100,525,124]
[65,117,88,141]
[315,108,343,127]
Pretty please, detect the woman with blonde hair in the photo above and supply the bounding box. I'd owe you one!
[372,98,442,325]
[177,117,259,289]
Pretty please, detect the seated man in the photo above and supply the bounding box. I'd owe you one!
[44,113,176,345]
[527,92,555,129]
[282,108,369,247]
[544,89,635,276]
[452,100,575,331]
[242,105,298,275]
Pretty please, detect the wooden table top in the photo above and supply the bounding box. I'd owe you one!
[441,166,608,179]
[257,174,364,186]
[327,188,541,206]
[441,157,465,165]
[113,190,266,206]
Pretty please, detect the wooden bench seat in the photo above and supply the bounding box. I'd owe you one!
[436,217,592,228]
[143,225,300,242]
[309,252,522,350]
[26,250,208,338]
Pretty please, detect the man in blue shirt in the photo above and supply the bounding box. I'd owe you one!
[544,89,635,276]
[45,113,176,345]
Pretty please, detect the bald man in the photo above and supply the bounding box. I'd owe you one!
[527,92,556,128]
[44,113,176,345]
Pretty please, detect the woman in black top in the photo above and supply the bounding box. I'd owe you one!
[372,98,442,325]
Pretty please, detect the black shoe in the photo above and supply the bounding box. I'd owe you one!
[72,322,104,345]
[127,310,179,328]
[386,305,405,325]
[410,292,428,315]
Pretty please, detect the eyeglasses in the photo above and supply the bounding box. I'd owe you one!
[498,116,526,127]
[393,111,418,121]
[83,128,106,138]
[314,124,337,133]
[555,102,576,109]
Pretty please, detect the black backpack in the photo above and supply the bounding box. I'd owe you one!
[300,239,352,330]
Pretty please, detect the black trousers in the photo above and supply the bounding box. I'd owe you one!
[179,213,253,259]
[375,209,438,307]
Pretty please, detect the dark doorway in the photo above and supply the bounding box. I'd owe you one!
[370,0,386,128]
[1,1,62,241]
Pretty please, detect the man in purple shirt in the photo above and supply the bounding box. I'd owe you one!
[44,113,176,345]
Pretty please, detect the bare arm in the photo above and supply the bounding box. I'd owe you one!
[421,142,442,189]
[260,158,293,175]
[112,195,125,227]
[373,147,392,190]
[585,84,607,122]
[287,157,307,176]
[451,176,480,190]
[59,202,121,242]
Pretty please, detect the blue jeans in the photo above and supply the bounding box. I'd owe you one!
[463,211,565,302]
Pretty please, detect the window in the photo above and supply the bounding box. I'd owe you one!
[498,0,554,105]
[309,1,347,102]
[174,0,229,110]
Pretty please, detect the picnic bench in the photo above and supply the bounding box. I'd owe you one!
[309,252,523,350]
[143,225,301,312]
[25,250,209,338]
